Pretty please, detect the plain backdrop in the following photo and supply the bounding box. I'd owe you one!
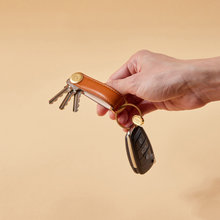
[0,0,220,219]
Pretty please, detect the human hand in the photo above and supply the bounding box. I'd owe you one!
[97,50,220,130]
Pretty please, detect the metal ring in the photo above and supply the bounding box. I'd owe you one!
[115,113,130,130]
[115,103,144,130]
[110,98,128,115]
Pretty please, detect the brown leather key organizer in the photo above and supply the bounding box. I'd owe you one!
[49,72,126,112]
[49,72,156,175]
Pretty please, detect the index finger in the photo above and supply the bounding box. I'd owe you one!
[107,62,131,82]
[97,62,131,116]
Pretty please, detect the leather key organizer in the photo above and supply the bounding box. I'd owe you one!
[68,72,125,111]
[49,72,155,175]
[49,72,126,113]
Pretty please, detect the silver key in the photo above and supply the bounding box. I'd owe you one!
[73,90,82,112]
[59,89,75,110]
[49,78,82,111]
[49,85,70,104]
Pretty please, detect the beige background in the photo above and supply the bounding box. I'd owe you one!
[1,0,220,219]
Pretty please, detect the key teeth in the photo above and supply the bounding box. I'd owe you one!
[77,92,81,110]
[49,85,69,105]
[59,90,74,110]
[73,90,82,112]
[59,99,70,110]
[49,96,59,104]
[60,98,70,110]
[75,102,80,112]
[49,95,62,104]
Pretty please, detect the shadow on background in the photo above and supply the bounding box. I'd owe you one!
[186,178,220,220]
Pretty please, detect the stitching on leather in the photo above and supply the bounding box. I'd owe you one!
[80,85,112,107]
[83,74,123,98]
[75,74,123,108]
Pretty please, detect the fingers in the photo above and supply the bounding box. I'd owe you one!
[107,60,132,82]
[107,77,135,96]
[97,100,157,133]
[96,104,108,116]
[96,75,137,117]
[138,101,157,116]
[96,55,139,117]
[96,62,132,116]
[116,101,157,130]
[105,101,157,132]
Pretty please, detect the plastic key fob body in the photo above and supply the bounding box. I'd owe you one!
[125,126,155,174]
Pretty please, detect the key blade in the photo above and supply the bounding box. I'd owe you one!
[73,90,82,112]
[59,90,75,110]
[49,85,69,104]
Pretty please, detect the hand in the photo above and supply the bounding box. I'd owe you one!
[97,50,220,130]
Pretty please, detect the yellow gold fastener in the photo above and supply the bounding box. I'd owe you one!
[70,72,84,84]
[132,115,144,126]
[115,103,144,130]
[110,98,128,115]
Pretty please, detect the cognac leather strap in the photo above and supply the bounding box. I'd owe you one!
[69,72,125,111]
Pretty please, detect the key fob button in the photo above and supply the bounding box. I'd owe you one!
[138,140,149,159]
[140,148,152,166]
[135,133,145,150]
[125,126,155,175]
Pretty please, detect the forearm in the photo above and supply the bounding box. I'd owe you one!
[185,57,220,104]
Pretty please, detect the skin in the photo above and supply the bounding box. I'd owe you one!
[97,50,220,131]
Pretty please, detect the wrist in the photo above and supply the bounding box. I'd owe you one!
[185,57,220,104]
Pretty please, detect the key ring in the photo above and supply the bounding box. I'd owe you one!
[110,98,128,115]
[114,103,144,130]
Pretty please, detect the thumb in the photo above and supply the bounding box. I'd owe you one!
[96,76,133,116]
[106,75,136,96]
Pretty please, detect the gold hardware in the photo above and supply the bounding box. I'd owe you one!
[110,98,128,115]
[132,115,144,126]
[70,72,84,84]
[114,103,144,130]
[115,113,130,130]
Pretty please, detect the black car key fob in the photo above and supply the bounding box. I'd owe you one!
[125,125,156,174]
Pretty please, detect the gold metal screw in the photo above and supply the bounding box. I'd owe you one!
[132,115,144,126]
[70,72,84,84]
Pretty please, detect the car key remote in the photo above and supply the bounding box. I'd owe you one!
[125,125,156,174]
